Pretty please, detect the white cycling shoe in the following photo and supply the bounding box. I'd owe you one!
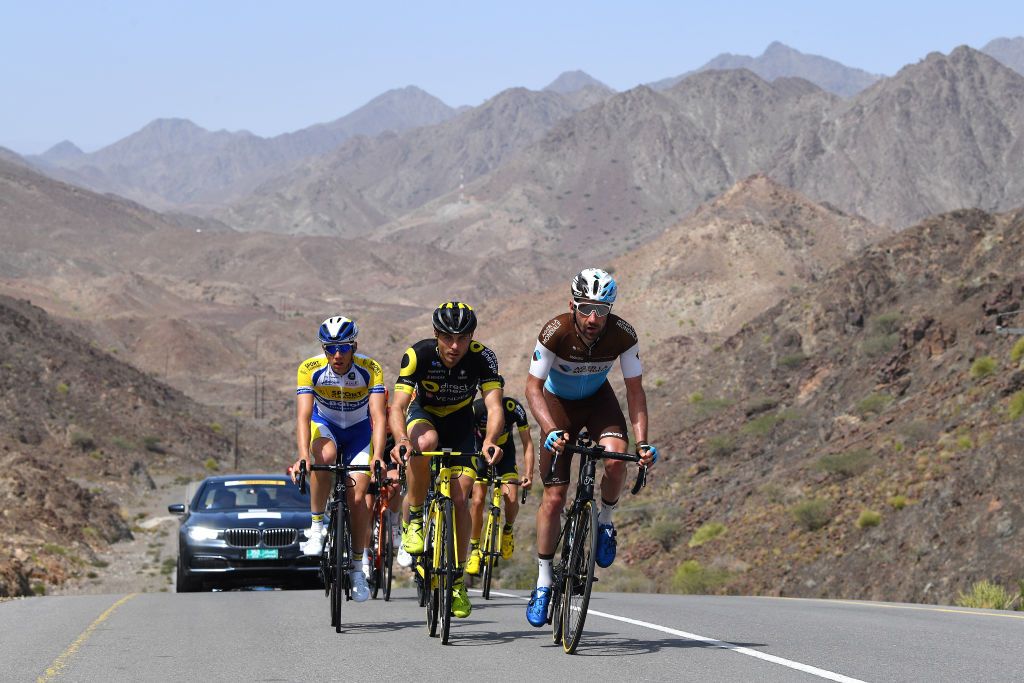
[350,570,370,602]
[300,528,324,556]
[396,546,413,568]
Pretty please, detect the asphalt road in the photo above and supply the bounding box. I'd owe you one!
[4,587,1023,682]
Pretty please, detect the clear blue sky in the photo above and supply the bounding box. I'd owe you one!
[1,1,1020,153]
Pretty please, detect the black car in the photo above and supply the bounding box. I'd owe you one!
[170,474,320,592]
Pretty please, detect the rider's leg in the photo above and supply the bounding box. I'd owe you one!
[470,480,486,540]
[502,482,520,525]
[404,421,438,507]
[347,472,372,562]
[598,434,629,521]
[310,437,337,524]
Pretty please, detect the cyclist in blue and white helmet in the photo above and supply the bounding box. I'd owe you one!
[571,267,617,304]
[318,315,359,345]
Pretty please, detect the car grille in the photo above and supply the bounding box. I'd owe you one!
[225,528,298,548]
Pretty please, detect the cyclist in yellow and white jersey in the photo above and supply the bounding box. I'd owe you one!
[290,316,387,602]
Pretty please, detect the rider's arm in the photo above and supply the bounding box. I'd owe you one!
[623,375,649,446]
[480,385,505,461]
[525,341,559,436]
[519,424,535,486]
[389,389,414,445]
[368,390,387,466]
[294,392,314,478]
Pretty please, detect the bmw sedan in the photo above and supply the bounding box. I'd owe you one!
[170,474,320,592]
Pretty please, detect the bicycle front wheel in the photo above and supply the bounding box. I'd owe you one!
[481,510,500,600]
[425,510,439,636]
[561,500,597,653]
[333,513,349,633]
[439,498,455,645]
[382,510,394,602]
[370,507,383,600]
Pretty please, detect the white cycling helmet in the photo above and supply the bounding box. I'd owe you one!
[317,316,358,344]
[571,268,617,304]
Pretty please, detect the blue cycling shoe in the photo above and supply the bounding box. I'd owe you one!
[526,587,551,627]
[595,523,617,568]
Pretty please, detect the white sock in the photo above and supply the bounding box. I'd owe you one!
[598,499,618,525]
[537,557,553,588]
[310,514,324,535]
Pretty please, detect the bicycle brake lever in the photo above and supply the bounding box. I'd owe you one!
[298,460,308,495]
[630,465,647,496]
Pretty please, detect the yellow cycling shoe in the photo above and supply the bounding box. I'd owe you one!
[465,548,483,575]
[452,580,472,618]
[500,529,514,559]
[402,519,424,555]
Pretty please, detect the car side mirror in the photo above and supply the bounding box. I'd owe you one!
[168,503,186,514]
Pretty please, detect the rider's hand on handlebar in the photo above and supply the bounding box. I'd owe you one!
[481,443,503,465]
[390,438,411,465]
[543,429,569,455]
[289,456,309,484]
[520,473,533,490]
[637,442,659,467]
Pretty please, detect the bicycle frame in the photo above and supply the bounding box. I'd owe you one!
[478,463,527,599]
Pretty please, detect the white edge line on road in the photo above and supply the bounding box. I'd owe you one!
[478,589,866,683]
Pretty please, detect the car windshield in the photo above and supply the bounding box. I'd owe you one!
[196,479,308,511]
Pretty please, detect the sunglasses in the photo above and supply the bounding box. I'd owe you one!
[574,301,612,317]
[323,343,354,355]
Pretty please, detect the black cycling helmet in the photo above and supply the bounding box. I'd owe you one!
[432,301,477,335]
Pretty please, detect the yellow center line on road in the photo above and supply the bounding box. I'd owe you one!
[37,593,138,682]
[752,595,1024,621]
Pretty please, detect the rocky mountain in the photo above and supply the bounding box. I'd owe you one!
[29,86,456,210]
[218,87,588,236]
[982,36,1024,75]
[0,293,290,597]
[650,41,882,97]
[37,139,84,164]
[383,46,1024,265]
[544,70,614,95]
[622,207,1024,604]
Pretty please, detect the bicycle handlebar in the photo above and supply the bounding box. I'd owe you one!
[552,441,648,496]
[296,459,372,495]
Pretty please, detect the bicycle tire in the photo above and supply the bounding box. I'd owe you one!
[561,500,597,653]
[425,509,439,636]
[382,511,394,601]
[370,507,383,600]
[550,519,568,645]
[332,511,348,633]
[439,497,456,644]
[481,510,499,600]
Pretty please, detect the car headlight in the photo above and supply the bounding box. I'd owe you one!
[187,527,222,541]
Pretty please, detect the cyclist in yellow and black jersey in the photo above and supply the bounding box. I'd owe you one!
[389,301,506,619]
[465,396,534,575]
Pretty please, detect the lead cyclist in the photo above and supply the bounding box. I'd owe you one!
[523,268,659,627]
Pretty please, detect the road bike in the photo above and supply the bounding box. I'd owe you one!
[404,446,490,645]
[546,437,647,653]
[367,459,404,601]
[296,459,371,633]
[476,462,528,600]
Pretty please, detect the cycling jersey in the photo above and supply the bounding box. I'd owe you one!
[296,353,386,428]
[395,339,503,416]
[528,313,642,400]
[472,397,529,449]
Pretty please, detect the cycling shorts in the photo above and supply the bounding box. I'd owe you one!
[406,401,477,475]
[310,414,371,468]
[473,439,519,483]
[539,380,628,486]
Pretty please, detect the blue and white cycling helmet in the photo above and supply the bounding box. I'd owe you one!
[571,268,617,304]
[317,316,358,344]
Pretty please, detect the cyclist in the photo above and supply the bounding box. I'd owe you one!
[523,269,659,626]
[465,396,534,576]
[362,387,404,577]
[290,316,387,603]
[389,301,505,619]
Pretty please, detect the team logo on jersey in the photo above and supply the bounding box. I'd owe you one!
[348,372,356,380]
[558,364,572,373]
[422,380,440,392]
[615,319,637,340]
[432,360,442,367]
[470,341,484,352]
[533,350,541,361]
[540,319,561,344]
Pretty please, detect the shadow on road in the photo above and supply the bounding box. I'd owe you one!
[336,620,423,634]
[567,632,765,656]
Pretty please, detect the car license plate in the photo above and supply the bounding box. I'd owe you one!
[245,548,279,560]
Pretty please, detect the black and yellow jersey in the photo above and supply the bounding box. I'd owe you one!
[472,396,529,447]
[395,339,503,416]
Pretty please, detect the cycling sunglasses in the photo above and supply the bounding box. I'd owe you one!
[323,343,354,355]
[573,301,612,317]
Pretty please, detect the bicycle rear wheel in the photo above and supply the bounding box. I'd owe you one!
[324,520,338,627]
[561,501,597,653]
[550,517,569,645]
[481,510,500,600]
[382,510,394,602]
[425,509,439,636]
[332,513,349,633]
[370,506,383,600]
[439,498,455,645]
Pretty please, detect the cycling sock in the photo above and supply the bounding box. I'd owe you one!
[470,538,479,549]
[353,552,363,562]
[311,512,325,533]
[537,554,554,588]
[598,498,618,525]
[503,522,514,533]
[408,504,423,523]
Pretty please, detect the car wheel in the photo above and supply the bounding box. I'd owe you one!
[175,556,200,593]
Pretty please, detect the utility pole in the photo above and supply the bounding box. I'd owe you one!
[234,417,239,471]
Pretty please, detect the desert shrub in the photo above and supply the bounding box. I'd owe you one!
[56,382,70,395]
[111,436,131,450]
[161,558,177,575]
[650,519,683,550]
[970,356,997,379]
[871,312,901,335]
[888,495,909,510]
[856,393,892,417]
[209,422,222,433]
[597,567,656,593]
[688,522,726,548]
[898,420,936,446]
[742,413,785,436]
[955,580,1014,610]
[690,394,733,416]
[204,457,219,471]
[670,560,730,594]
[43,543,68,556]
[744,396,779,416]
[1009,391,1024,421]
[863,333,898,358]
[779,353,808,368]
[816,449,876,478]
[143,436,166,454]
[70,430,96,450]
[1011,338,1024,365]
[791,498,832,531]
[706,434,738,457]
[856,510,882,529]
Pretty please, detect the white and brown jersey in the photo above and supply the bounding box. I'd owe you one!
[528,312,642,400]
